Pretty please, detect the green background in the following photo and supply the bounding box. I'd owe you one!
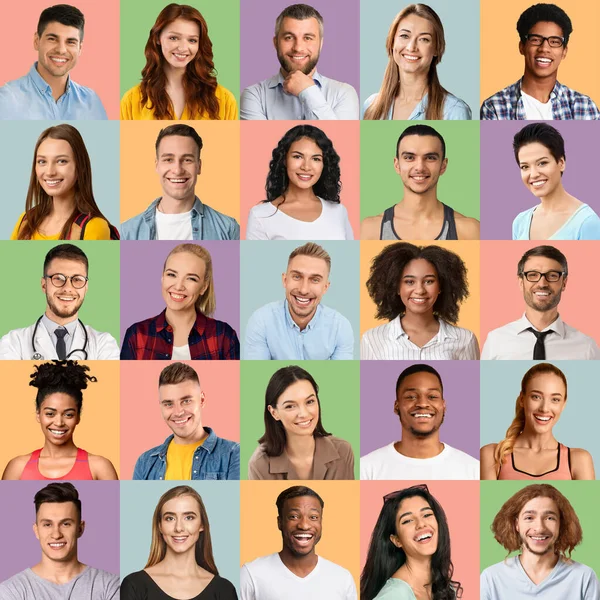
[480,481,600,571]
[119,0,240,101]
[240,360,361,479]
[0,241,120,341]
[360,120,481,220]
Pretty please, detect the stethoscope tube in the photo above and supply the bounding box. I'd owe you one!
[31,316,89,360]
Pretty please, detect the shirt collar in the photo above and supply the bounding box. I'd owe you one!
[283,299,322,331]
[41,314,78,337]
[387,315,456,342]
[155,308,208,336]
[268,436,341,479]
[515,77,563,101]
[514,313,566,337]
[29,62,71,96]
[153,427,217,458]
[148,196,204,219]
[268,70,323,89]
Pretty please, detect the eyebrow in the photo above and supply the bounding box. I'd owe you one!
[528,388,563,397]
[161,394,194,404]
[290,150,323,157]
[402,386,441,392]
[39,518,74,524]
[402,273,437,278]
[36,154,71,159]
[289,269,323,278]
[519,155,550,165]
[522,510,559,517]
[165,268,200,278]
[162,511,198,517]
[281,394,317,404]
[165,30,198,36]
[45,33,80,43]
[159,153,197,159]
[401,152,440,159]
[398,506,433,520]
[399,28,432,35]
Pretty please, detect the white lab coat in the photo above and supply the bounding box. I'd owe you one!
[0,320,120,360]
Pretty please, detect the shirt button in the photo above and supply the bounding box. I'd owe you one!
[159,477,163,480]
[195,456,198,460]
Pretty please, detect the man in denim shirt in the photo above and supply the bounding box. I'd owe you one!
[133,362,239,480]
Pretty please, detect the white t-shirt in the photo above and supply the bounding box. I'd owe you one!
[360,442,480,480]
[155,209,193,240]
[171,344,191,359]
[521,91,553,120]
[240,553,357,600]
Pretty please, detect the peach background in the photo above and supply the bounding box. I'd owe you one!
[360,481,480,596]
[240,480,360,590]
[0,360,120,477]
[480,241,600,348]
[240,121,360,239]
[120,361,240,479]
[480,0,600,104]
[359,241,481,340]
[119,121,240,224]
[0,0,120,119]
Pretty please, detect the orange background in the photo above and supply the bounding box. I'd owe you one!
[240,121,361,239]
[0,360,120,477]
[119,121,241,224]
[480,0,600,104]
[359,241,481,340]
[119,361,240,479]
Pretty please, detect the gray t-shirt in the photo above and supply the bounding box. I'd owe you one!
[0,566,119,600]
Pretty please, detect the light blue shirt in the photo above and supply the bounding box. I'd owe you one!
[0,63,107,120]
[240,71,359,120]
[361,91,472,120]
[374,579,416,599]
[41,315,78,355]
[512,203,600,240]
[243,300,354,360]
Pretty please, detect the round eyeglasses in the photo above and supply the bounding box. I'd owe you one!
[44,273,88,289]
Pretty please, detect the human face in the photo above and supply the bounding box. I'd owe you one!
[34,22,82,80]
[36,393,80,446]
[521,373,566,433]
[274,17,322,76]
[42,258,88,321]
[34,501,84,563]
[392,15,436,75]
[285,137,324,192]
[36,138,77,200]
[519,21,567,81]
[395,371,445,438]
[156,136,201,204]
[519,256,566,313]
[516,496,560,556]
[162,252,208,314]
[390,495,438,559]
[159,18,200,70]
[518,142,565,199]
[159,379,205,442]
[278,495,322,557]
[282,255,330,325]
[395,135,447,195]
[159,495,203,555]
[398,259,440,317]
[268,379,319,438]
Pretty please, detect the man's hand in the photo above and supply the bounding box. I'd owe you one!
[283,70,315,96]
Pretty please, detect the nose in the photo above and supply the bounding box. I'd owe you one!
[298,278,310,294]
[51,525,64,539]
[297,515,310,529]
[407,35,418,51]
[300,157,311,171]
[173,277,186,291]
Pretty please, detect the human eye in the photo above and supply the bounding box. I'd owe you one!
[419,36,431,43]
[425,278,436,285]
[292,273,301,280]
[520,165,529,171]
[187,276,199,282]
[182,399,191,405]
[399,33,410,39]
[312,156,322,162]
[169,35,178,41]
[424,512,434,518]
[401,518,413,525]
[185,514,195,520]
[307,398,316,404]
[37,158,46,165]
[403,278,415,286]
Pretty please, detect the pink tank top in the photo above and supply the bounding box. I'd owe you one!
[20,448,94,480]
[498,443,572,480]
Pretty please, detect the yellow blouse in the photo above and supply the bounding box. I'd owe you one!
[10,212,111,240]
[120,83,238,120]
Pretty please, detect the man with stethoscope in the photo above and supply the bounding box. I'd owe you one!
[0,244,119,360]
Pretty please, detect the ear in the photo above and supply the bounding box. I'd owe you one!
[78,520,85,538]
[518,275,525,295]
[41,276,47,294]
[198,158,202,175]
[36,410,41,424]
[515,518,520,534]
[323,279,330,294]
[562,275,568,292]
[273,35,278,51]
[34,32,40,51]
[519,41,525,56]
[518,393,524,409]
[393,157,401,175]
[393,401,400,415]
[390,533,402,548]
[558,157,566,174]
[200,391,206,408]
[282,272,287,288]
[562,45,568,60]
[319,36,324,51]
[267,405,280,421]
[440,157,448,175]
[33,522,40,540]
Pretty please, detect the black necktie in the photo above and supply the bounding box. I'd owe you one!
[55,327,68,360]
[527,328,552,360]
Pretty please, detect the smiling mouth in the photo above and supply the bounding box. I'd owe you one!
[531,179,547,187]
[169,292,187,302]
[409,297,429,304]
[293,533,314,545]
[49,428,68,436]
[57,295,77,302]
[296,174,313,181]
[415,531,433,542]
[49,56,68,64]
[49,542,67,548]
[289,54,309,61]
[535,57,553,65]
[293,295,314,307]
[172,53,189,59]
[171,416,191,426]
[167,178,189,184]
[534,414,552,423]
[172,536,189,543]
[411,412,434,419]
[529,534,551,541]
[295,419,313,428]
[410,175,429,182]
[44,179,63,187]
[402,54,421,62]
[533,291,551,298]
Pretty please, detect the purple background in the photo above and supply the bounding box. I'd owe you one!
[481,121,600,239]
[0,481,119,580]
[120,241,240,344]
[360,361,480,458]
[240,0,360,94]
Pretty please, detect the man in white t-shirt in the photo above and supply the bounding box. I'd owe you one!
[360,364,479,480]
[240,485,357,600]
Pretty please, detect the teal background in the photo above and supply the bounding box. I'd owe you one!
[240,240,360,359]
[240,360,361,479]
[359,0,480,116]
[480,481,600,572]
[120,481,240,593]
[0,121,120,240]
[120,0,240,102]
[0,241,120,341]
[480,361,600,475]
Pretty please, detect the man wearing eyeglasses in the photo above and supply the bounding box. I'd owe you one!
[482,245,600,360]
[481,4,600,120]
[0,244,119,360]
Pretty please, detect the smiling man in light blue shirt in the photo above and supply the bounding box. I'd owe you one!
[244,243,354,360]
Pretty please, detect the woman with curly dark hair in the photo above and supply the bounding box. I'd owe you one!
[361,242,479,359]
[1,361,118,480]
[120,4,237,120]
[245,125,354,239]
[361,484,462,599]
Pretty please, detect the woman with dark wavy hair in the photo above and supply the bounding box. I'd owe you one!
[120,3,237,120]
[245,125,354,240]
[361,484,462,600]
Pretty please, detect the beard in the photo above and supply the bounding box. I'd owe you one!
[523,286,562,312]
[277,48,319,76]
[521,532,555,556]
[400,411,445,438]
[46,293,83,320]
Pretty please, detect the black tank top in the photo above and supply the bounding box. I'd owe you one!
[380,203,458,240]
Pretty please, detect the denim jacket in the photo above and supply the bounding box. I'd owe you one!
[121,197,240,240]
[132,427,240,480]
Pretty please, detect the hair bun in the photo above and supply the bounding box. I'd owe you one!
[29,360,97,391]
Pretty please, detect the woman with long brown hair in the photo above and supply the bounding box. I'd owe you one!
[121,485,238,599]
[363,4,471,120]
[121,3,237,120]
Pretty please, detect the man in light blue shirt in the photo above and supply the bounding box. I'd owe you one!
[244,243,354,360]
[0,5,107,120]
[240,4,359,120]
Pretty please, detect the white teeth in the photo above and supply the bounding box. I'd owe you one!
[536,58,551,63]
[534,292,550,296]
[169,178,187,183]
[412,176,427,181]
[295,297,311,304]
[296,420,311,426]
[170,293,185,299]
[49,543,66,547]
[531,535,549,540]
[51,57,67,63]
[416,532,433,541]
[294,533,313,539]
[45,180,61,185]
[531,180,547,187]
[535,415,551,421]
[49,429,67,435]
[410,298,427,303]
[403,55,420,61]
[412,413,433,418]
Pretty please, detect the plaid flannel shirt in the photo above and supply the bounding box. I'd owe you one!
[120,309,240,360]
[481,79,600,120]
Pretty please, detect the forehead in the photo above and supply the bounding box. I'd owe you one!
[283,495,322,514]
[159,379,202,401]
[522,255,563,272]
[287,254,329,276]
[402,258,437,277]
[46,257,87,275]
[37,138,74,157]
[398,371,442,394]
[161,18,200,37]
[39,392,78,410]
[162,494,201,515]
[519,496,559,516]
[397,15,435,36]
[157,135,200,157]
[528,21,564,37]
[398,135,443,156]
[277,379,317,405]
[165,251,206,275]
[39,21,82,41]
[524,372,566,394]
[36,501,79,521]
[288,137,322,155]
[397,495,433,515]
[278,16,320,38]
[518,142,556,163]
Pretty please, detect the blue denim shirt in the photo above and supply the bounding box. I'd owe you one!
[132,427,240,480]
[121,197,240,240]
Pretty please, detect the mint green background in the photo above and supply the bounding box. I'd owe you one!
[240,360,360,479]
[359,0,480,115]
[480,481,600,572]
[0,241,120,341]
[480,361,600,477]
[360,120,480,220]
[120,0,240,101]
[120,481,240,592]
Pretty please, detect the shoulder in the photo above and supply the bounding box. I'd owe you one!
[121,570,147,590]
[85,323,117,340]
[481,560,512,581]
[136,442,164,463]
[362,322,390,342]
[124,314,158,336]
[213,435,240,452]
[453,211,480,239]
[212,575,237,592]
[121,84,142,104]
[361,214,384,239]
[249,201,277,217]
[562,560,598,579]
[0,568,32,592]
[443,443,480,466]
[327,435,353,454]
[321,199,348,215]
[362,443,394,461]
[374,578,415,600]
[2,454,30,479]
[320,74,358,94]
[570,447,595,478]
[480,443,498,459]
[442,93,473,119]
[121,208,149,239]
[444,321,476,339]
[88,454,118,479]
[215,84,236,103]
[201,201,239,226]
[248,445,269,465]
[241,79,267,98]
[249,301,280,320]
[82,217,111,240]
[318,556,354,579]
[319,303,348,321]
[512,207,534,238]
[362,93,378,113]
[483,81,518,104]
[204,315,238,336]
[82,566,119,589]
